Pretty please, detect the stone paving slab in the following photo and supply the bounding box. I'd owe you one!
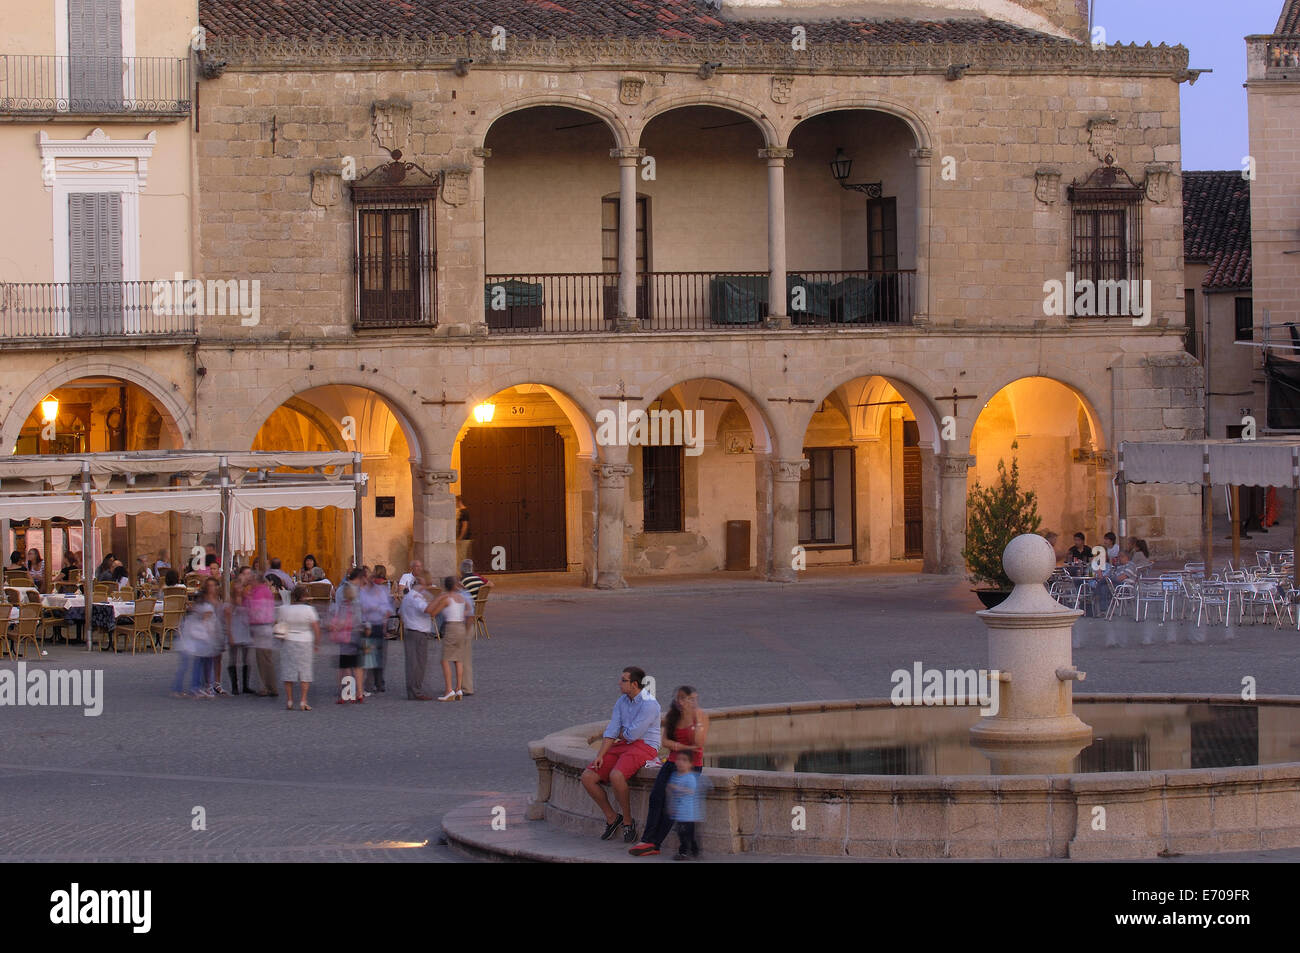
[3,573,1299,862]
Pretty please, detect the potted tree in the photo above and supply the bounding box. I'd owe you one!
[962,453,1042,608]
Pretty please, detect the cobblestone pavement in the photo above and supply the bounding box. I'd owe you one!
[2,572,1297,862]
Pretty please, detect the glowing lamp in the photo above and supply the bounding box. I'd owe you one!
[40,395,59,423]
[473,402,495,424]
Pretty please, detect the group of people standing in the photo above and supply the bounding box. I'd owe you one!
[169,558,490,710]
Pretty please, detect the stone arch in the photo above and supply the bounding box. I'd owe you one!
[636,364,776,455]
[454,371,601,459]
[241,369,427,462]
[1,358,193,452]
[974,372,1107,452]
[802,364,945,453]
[476,94,631,151]
[637,92,779,148]
[784,95,933,152]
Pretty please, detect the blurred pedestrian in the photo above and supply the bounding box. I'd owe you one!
[276,585,321,711]
[399,576,437,700]
[359,565,394,693]
[630,685,708,857]
[430,577,472,701]
[193,578,224,697]
[667,749,704,860]
[226,567,255,694]
[245,571,278,697]
[330,579,365,704]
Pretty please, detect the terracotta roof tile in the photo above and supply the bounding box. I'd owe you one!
[1183,171,1252,290]
[1277,0,1299,34]
[197,0,1058,43]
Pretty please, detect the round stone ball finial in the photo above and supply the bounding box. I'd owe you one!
[1003,533,1055,586]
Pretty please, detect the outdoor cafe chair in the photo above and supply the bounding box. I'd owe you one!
[124,599,159,655]
[1135,579,1170,622]
[9,603,44,660]
[1105,577,1136,621]
[4,587,21,606]
[152,596,186,650]
[472,588,492,640]
[5,572,34,587]
[1191,579,1229,626]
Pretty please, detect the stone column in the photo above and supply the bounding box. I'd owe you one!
[594,460,633,589]
[412,465,458,575]
[938,453,974,574]
[910,147,932,325]
[610,148,645,331]
[768,457,808,582]
[760,147,793,328]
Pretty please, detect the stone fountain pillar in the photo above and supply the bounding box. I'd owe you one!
[969,534,1092,771]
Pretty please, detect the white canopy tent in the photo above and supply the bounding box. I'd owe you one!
[1117,439,1300,584]
[0,451,367,595]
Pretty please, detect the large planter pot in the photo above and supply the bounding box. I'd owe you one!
[973,589,1011,609]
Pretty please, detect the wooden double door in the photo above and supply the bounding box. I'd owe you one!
[459,426,567,572]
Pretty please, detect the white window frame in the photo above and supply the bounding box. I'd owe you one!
[38,127,154,333]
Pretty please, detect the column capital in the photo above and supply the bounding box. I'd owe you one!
[414,467,458,489]
[472,146,492,159]
[610,147,647,161]
[772,458,810,482]
[910,147,934,163]
[594,463,635,487]
[758,146,794,161]
[938,454,975,478]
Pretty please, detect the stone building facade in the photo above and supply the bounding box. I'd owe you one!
[1,0,1207,583]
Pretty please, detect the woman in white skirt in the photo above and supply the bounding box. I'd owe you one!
[276,585,321,711]
[430,576,472,702]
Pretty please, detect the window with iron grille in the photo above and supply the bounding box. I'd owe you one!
[798,449,835,544]
[1184,288,1198,357]
[1235,297,1254,342]
[642,445,683,533]
[1067,164,1144,297]
[351,160,439,327]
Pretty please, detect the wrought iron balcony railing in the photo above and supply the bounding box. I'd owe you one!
[0,55,191,117]
[0,281,196,338]
[484,270,917,333]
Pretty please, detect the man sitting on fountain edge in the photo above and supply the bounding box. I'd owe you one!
[581,666,662,844]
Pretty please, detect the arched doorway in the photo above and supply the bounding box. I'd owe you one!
[626,378,772,574]
[251,385,416,582]
[6,375,182,580]
[970,377,1105,543]
[452,384,596,575]
[800,375,939,567]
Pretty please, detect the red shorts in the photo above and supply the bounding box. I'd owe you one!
[590,740,656,783]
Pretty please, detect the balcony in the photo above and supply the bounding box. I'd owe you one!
[0,55,191,119]
[0,282,196,339]
[483,270,916,334]
[1248,35,1300,80]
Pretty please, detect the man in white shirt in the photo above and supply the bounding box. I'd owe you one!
[397,560,424,594]
[399,578,437,701]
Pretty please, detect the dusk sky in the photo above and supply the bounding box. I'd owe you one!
[1097,0,1285,170]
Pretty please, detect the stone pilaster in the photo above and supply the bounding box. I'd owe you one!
[910,147,932,325]
[412,464,457,575]
[938,453,974,574]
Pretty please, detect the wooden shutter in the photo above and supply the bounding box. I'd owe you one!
[69,192,122,334]
[68,0,122,109]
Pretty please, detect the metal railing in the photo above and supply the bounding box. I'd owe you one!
[483,270,916,332]
[0,55,191,116]
[0,281,196,338]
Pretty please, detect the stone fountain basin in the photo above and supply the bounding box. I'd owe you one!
[527,694,1300,859]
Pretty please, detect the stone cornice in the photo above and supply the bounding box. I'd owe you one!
[205,34,1188,78]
